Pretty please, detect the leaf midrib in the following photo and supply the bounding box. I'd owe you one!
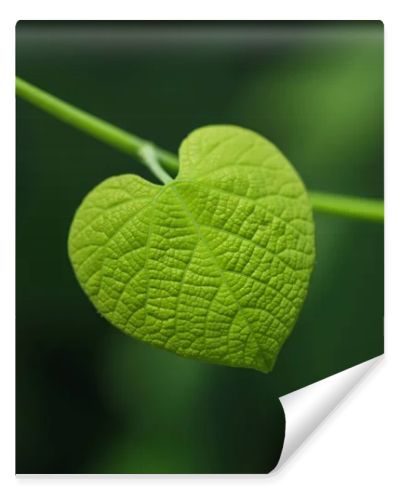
[168,182,273,369]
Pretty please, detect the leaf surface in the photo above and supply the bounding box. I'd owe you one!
[68,125,315,372]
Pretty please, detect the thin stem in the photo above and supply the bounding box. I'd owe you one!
[139,143,172,184]
[309,191,384,222]
[16,77,178,175]
[16,76,383,223]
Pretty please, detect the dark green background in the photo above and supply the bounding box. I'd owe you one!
[16,21,384,474]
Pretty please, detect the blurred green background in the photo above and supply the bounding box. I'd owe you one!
[16,21,383,474]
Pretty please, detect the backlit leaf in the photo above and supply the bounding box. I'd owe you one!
[68,125,315,372]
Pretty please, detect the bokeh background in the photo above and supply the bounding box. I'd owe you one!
[16,21,384,473]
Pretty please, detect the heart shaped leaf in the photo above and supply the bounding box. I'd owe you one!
[68,125,315,372]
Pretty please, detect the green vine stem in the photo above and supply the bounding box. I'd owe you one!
[309,191,383,222]
[16,77,383,223]
[15,77,177,183]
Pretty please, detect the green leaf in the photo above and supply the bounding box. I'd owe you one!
[68,125,315,373]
